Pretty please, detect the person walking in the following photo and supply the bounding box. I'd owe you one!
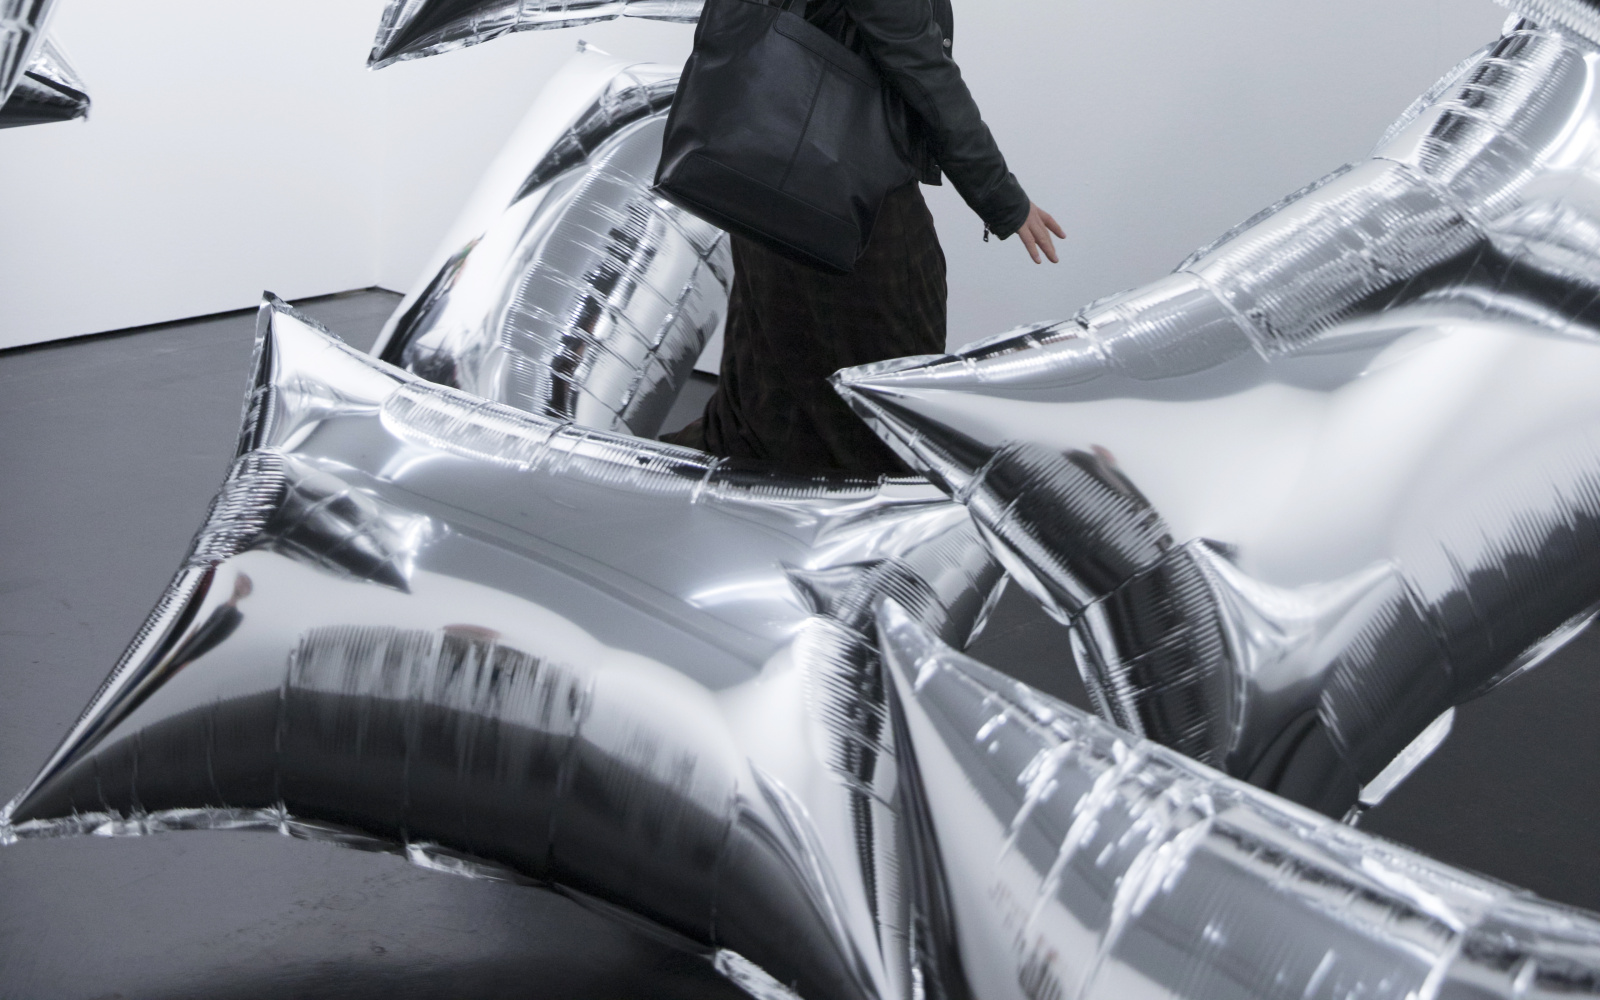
[665,0,1063,476]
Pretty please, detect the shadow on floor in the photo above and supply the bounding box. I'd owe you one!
[2,288,1597,999]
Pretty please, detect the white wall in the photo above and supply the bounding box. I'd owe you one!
[0,0,1508,353]
[932,0,1509,345]
[0,1,693,350]
[0,2,385,349]
[369,20,694,294]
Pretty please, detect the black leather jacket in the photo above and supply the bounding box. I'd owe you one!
[805,0,1032,238]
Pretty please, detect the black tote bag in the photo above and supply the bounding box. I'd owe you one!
[653,0,916,275]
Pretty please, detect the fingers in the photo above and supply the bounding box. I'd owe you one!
[1021,226,1043,264]
[1024,225,1049,265]
[1023,217,1058,264]
[1036,222,1059,264]
[1014,205,1064,264]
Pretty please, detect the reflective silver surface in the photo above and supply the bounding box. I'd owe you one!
[0,37,87,129]
[374,49,729,439]
[0,0,54,106]
[1504,0,1600,47]
[3,296,1005,1000]
[880,601,1600,1000]
[369,0,702,69]
[835,20,1600,817]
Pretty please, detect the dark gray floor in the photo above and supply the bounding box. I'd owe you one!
[2,290,1599,999]
[967,586,1600,909]
[0,291,743,1000]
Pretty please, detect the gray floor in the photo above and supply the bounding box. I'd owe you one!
[0,291,743,1000]
[2,289,1598,998]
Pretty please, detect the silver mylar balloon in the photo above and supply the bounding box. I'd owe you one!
[3,296,1006,1000]
[369,0,701,69]
[878,601,1600,1000]
[0,37,87,129]
[835,16,1600,818]
[1508,0,1600,46]
[0,0,54,106]
[373,48,730,439]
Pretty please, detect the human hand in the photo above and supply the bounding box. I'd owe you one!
[1016,202,1065,264]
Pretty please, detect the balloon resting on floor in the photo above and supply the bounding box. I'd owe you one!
[837,6,1600,821]
[372,48,729,438]
[6,294,1005,1000]
[879,600,1600,1000]
[13,1,1600,998]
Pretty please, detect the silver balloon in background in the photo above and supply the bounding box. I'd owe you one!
[878,601,1600,1000]
[836,14,1600,819]
[373,47,730,439]
[0,0,55,106]
[1510,0,1600,45]
[369,0,702,69]
[3,296,1006,1000]
[0,37,87,129]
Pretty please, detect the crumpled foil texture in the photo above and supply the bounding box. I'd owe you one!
[880,601,1600,1000]
[369,0,702,69]
[1498,0,1600,48]
[834,20,1600,819]
[3,296,1005,1000]
[0,36,87,128]
[373,49,729,439]
[9,8,1600,999]
[0,0,54,106]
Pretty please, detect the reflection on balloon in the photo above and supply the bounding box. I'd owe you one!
[374,48,729,438]
[0,0,54,106]
[0,37,87,129]
[12,1,1600,997]
[835,18,1600,818]
[368,0,702,69]
[3,296,1005,1000]
[879,600,1600,1000]
[1510,0,1600,46]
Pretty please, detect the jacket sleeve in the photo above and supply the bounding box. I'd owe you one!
[843,0,1032,238]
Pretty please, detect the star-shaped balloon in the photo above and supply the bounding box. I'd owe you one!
[877,600,1600,1000]
[373,47,730,439]
[0,0,54,106]
[0,36,87,129]
[835,15,1600,817]
[369,0,703,70]
[3,296,1005,1000]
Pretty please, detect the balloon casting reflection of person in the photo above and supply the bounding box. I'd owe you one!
[663,0,1062,476]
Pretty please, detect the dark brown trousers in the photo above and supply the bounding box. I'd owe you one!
[670,183,947,476]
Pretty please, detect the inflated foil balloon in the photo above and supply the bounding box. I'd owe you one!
[0,37,87,128]
[878,601,1600,1000]
[0,0,54,106]
[3,296,1006,1000]
[1514,0,1600,43]
[369,0,701,69]
[835,13,1600,818]
[374,48,729,438]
